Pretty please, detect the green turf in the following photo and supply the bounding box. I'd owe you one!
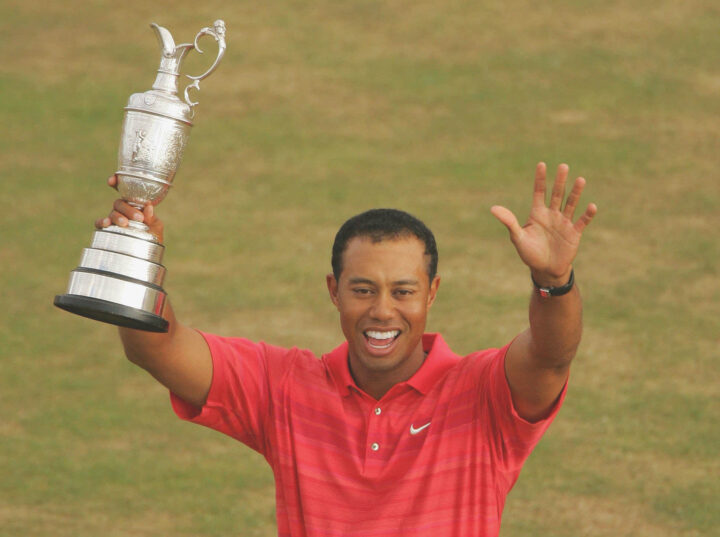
[1,1,718,535]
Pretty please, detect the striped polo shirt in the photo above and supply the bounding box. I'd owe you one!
[171,332,565,536]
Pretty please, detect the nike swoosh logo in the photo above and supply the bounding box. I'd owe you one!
[409,422,431,435]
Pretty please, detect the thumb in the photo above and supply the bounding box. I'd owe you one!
[143,204,164,243]
[143,204,155,224]
[490,205,522,240]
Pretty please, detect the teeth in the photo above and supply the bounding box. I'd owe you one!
[365,330,399,340]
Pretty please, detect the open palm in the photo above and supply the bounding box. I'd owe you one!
[491,163,597,284]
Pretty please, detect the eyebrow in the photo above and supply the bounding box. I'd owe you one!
[394,279,420,286]
[348,277,374,285]
[347,277,420,286]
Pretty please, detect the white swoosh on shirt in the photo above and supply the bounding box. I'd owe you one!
[409,422,431,435]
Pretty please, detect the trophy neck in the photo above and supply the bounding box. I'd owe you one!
[152,71,180,94]
[152,44,193,95]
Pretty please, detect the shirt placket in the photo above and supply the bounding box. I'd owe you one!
[361,384,412,477]
[363,400,385,476]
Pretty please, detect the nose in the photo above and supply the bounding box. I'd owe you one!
[369,290,394,321]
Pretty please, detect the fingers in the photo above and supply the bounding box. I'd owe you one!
[94,176,122,229]
[111,199,145,226]
[549,163,569,211]
[532,162,547,209]
[491,205,523,241]
[94,216,111,229]
[94,175,164,240]
[562,176,586,220]
[573,202,598,233]
[95,199,144,229]
[543,164,592,226]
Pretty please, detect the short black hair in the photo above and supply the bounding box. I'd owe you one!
[331,208,438,282]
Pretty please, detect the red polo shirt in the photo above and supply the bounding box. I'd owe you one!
[171,333,565,536]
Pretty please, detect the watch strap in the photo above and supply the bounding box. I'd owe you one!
[532,269,575,298]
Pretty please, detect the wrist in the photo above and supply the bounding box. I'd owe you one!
[530,267,573,288]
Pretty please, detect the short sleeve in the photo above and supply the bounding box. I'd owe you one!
[170,332,282,454]
[473,344,567,486]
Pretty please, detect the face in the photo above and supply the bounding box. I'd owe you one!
[327,236,440,398]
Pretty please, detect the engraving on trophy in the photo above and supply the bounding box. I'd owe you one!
[55,20,227,333]
[132,129,149,163]
[161,130,187,173]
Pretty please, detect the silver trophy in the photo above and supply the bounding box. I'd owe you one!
[55,21,227,332]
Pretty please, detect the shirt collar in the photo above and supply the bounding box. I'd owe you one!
[324,341,354,397]
[407,333,460,394]
[323,333,460,397]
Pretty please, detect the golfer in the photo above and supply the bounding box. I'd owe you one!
[97,162,597,536]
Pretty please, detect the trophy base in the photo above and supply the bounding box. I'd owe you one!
[54,294,169,333]
[55,227,169,333]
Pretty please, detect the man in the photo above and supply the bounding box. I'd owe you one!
[97,162,597,536]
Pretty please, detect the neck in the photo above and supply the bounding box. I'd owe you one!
[348,349,427,401]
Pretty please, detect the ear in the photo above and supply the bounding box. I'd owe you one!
[326,273,340,308]
[426,275,441,308]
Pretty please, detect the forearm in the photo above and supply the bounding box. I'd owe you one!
[118,301,180,368]
[527,268,583,368]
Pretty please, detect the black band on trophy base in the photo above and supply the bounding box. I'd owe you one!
[54,294,169,333]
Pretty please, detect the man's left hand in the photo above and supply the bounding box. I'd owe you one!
[491,162,597,286]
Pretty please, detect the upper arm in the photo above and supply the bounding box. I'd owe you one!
[503,328,570,423]
[145,323,213,408]
[120,304,213,408]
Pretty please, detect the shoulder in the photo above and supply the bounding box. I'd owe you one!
[436,338,508,382]
[424,342,511,402]
[200,331,323,381]
[424,333,505,364]
[462,344,509,372]
[417,334,508,394]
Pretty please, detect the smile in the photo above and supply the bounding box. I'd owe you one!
[364,330,400,349]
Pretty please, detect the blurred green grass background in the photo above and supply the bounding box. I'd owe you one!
[1,1,718,535]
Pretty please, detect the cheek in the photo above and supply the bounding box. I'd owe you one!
[337,302,364,327]
[402,302,430,324]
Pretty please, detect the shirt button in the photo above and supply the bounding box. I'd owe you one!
[374,407,382,415]
[371,442,380,451]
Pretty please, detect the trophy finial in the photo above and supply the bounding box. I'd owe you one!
[150,23,176,58]
[149,23,194,97]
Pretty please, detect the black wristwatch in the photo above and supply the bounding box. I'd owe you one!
[532,269,575,298]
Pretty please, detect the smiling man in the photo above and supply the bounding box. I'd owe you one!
[327,211,441,400]
[98,162,596,536]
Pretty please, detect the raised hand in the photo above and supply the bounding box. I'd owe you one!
[94,175,165,243]
[490,162,597,286]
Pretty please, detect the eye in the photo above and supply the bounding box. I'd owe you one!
[394,289,414,297]
[352,287,373,295]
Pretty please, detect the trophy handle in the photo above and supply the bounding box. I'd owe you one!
[183,20,227,109]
